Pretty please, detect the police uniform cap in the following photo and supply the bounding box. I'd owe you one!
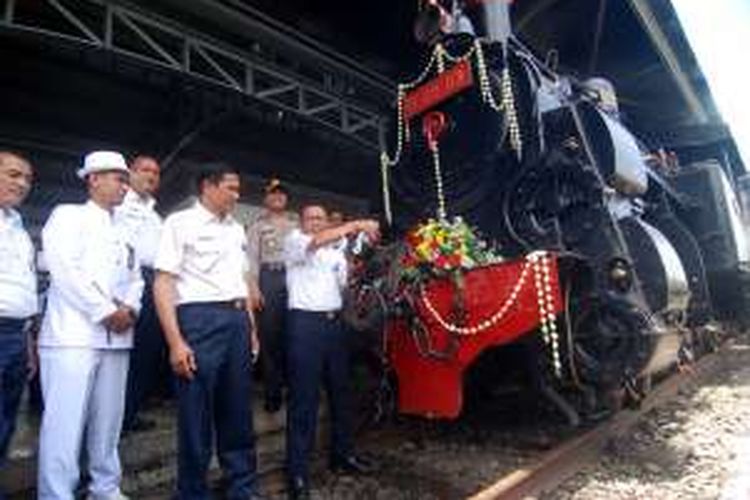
[265,177,288,195]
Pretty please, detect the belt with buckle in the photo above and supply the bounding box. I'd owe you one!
[324,311,338,321]
[0,317,27,330]
[261,262,285,272]
[200,299,247,311]
[294,309,340,321]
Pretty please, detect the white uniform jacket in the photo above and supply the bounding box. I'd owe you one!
[114,189,162,268]
[39,201,143,349]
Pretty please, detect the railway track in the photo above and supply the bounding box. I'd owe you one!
[0,341,730,499]
[468,343,727,500]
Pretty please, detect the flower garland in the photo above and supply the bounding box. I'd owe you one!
[399,217,495,285]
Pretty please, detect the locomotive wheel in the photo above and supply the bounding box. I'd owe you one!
[571,294,651,394]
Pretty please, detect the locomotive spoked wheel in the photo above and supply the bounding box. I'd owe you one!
[570,293,652,415]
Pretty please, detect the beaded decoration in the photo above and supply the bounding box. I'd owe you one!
[420,251,562,378]
[380,39,524,225]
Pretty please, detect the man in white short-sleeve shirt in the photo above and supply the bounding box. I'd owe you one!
[153,162,261,499]
[283,203,379,499]
[0,152,37,476]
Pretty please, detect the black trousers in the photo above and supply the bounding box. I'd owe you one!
[0,318,26,466]
[257,267,287,404]
[124,267,169,427]
[286,309,353,481]
[175,303,258,499]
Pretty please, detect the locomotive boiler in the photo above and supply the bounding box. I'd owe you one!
[349,0,750,424]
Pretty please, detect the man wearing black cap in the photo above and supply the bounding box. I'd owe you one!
[246,178,298,412]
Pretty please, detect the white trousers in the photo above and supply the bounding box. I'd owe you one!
[37,347,130,500]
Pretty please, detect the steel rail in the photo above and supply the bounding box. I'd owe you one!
[469,343,728,500]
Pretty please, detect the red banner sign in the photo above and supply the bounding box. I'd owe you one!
[403,60,473,120]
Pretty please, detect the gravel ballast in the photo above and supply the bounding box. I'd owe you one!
[292,336,750,500]
[542,338,750,500]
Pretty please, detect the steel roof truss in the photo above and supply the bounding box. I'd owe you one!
[0,0,383,150]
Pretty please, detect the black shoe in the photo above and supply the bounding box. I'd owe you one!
[287,476,309,500]
[330,454,375,475]
[123,416,157,434]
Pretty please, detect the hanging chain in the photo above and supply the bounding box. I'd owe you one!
[420,251,562,378]
[532,252,562,378]
[431,145,448,220]
[474,39,523,159]
[420,254,533,335]
[381,39,525,226]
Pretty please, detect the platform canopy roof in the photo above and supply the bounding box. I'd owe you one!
[0,0,741,217]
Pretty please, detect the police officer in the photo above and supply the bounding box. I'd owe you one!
[283,204,379,499]
[116,155,166,432]
[247,178,298,412]
[0,152,36,471]
[153,163,262,499]
[37,151,143,500]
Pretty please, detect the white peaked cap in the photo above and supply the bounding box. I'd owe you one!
[77,151,129,179]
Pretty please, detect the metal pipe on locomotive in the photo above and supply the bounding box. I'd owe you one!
[346,0,750,424]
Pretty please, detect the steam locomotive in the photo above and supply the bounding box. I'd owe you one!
[348,0,750,425]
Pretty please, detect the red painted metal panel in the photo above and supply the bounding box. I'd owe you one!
[388,255,563,418]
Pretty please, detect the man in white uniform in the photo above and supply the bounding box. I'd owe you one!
[116,155,166,432]
[283,204,379,499]
[0,152,37,474]
[37,151,143,500]
[153,163,262,499]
